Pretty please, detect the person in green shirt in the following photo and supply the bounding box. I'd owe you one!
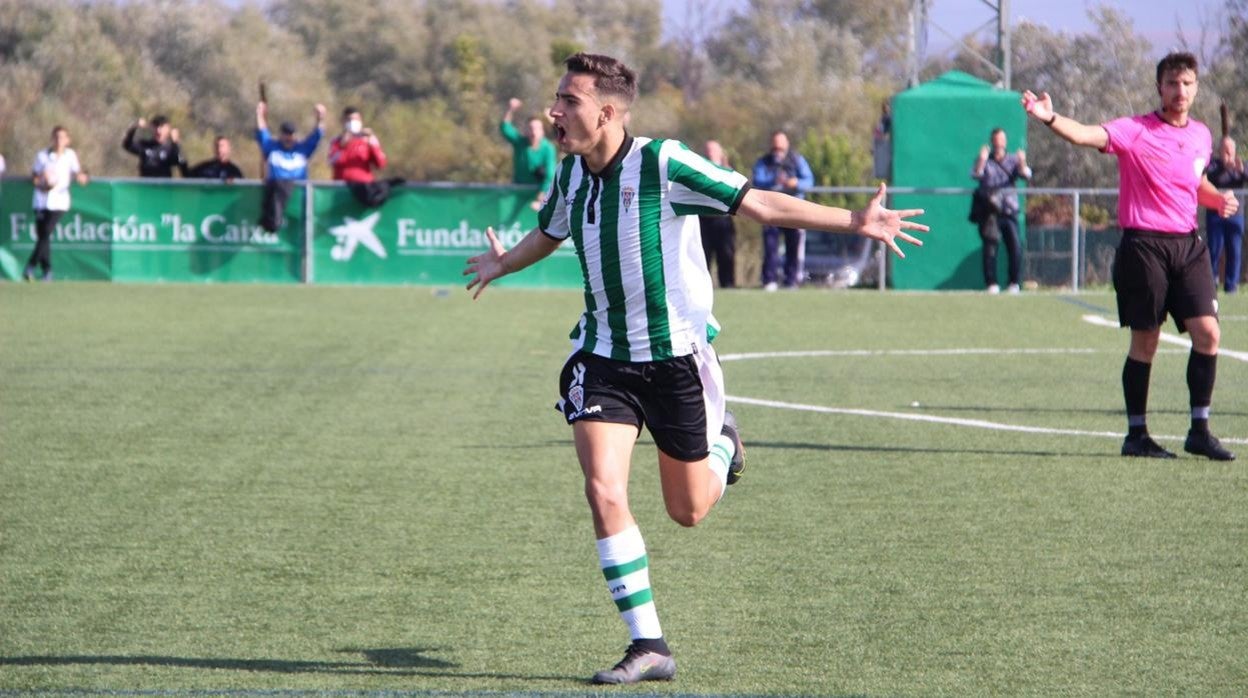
[500,97,558,210]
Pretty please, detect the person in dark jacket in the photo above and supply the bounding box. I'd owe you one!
[186,136,245,182]
[752,131,814,290]
[1203,136,1246,293]
[122,115,187,177]
[970,127,1032,293]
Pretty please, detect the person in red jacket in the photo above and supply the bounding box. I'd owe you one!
[328,106,387,182]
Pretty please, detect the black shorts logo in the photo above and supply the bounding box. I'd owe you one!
[568,361,586,413]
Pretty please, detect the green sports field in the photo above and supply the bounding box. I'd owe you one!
[2,283,1245,697]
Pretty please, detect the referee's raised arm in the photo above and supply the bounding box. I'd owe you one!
[1021,90,1108,150]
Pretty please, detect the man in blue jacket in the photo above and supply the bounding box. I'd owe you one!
[256,101,325,232]
[753,131,814,290]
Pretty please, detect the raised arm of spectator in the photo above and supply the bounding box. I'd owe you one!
[1021,90,1108,150]
[368,130,388,170]
[255,102,273,152]
[972,145,989,179]
[793,154,815,195]
[752,158,778,190]
[122,119,145,155]
[1015,149,1032,180]
[298,104,326,155]
[500,98,525,145]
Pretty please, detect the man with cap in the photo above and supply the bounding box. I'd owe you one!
[255,101,326,231]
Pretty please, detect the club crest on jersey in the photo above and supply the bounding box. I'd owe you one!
[621,186,635,212]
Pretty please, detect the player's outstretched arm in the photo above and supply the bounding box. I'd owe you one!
[737,182,927,258]
[464,226,562,299]
[1021,90,1108,149]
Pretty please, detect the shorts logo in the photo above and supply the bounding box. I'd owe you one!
[569,362,586,412]
[621,186,636,212]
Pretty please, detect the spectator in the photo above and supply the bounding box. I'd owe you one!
[186,136,245,182]
[752,130,814,290]
[329,106,402,207]
[699,140,737,288]
[328,107,388,182]
[255,101,325,232]
[24,126,89,282]
[1204,136,1246,293]
[500,97,558,210]
[122,115,187,177]
[874,100,892,141]
[970,127,1032,294]
[872,99,892,180]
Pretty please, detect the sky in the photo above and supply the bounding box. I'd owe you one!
[661,0,1227,56]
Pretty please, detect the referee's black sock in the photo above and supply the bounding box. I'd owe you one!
[1187,350,1217,434]
[1123,357,1152,436]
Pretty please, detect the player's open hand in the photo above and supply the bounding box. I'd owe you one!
[1021,90,1053,122]
[856,182,928,258]
[464,227,508,299]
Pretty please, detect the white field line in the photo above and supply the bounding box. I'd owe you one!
[1081,314,1248,362]
[725,394,1248,446]
[722,347,1109,362]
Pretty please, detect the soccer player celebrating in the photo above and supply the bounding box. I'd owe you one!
[464,52,927,684]
[1022,52,1239,461]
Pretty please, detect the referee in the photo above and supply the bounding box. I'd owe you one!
[1022,52,1238,460]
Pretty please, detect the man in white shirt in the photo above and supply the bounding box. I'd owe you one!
[26,126,89,281]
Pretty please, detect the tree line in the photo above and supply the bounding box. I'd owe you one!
[0,0,1244,194]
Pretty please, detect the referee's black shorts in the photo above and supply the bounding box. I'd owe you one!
[1112,228,1217,333]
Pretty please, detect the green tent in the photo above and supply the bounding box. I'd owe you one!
[891,71,1027,290]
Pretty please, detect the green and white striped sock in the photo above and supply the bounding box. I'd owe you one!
[708,433,734,500]
[596,525,662,640]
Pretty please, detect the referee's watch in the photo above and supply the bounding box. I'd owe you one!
[1045,113,1058,126]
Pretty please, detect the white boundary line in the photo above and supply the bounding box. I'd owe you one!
[722,347,1108,362]
[1081,314,1248,362]
[726,394,1248,446]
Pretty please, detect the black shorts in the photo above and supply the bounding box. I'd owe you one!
[556,349,722,462]
[1112,229,1217,333]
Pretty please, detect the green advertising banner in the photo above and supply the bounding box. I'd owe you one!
[1,179,304,283]
[309,184,582,288]
[1,178,113,281]
[1,178,582,288]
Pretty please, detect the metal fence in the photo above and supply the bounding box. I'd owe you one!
[817,186,1247,292]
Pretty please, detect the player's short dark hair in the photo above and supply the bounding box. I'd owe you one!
[563,52,637,104]
[151,115,169,128]
[990,127,1005,138]
[1156,52,1198,83]
[342,106,360,119]
[51,125,67,137]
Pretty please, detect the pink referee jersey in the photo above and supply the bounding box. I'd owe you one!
[1101,112,1212,233]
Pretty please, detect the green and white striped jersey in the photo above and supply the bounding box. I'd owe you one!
[538,135,750,363]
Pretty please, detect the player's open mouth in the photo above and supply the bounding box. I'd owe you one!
[554,124,567,143]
